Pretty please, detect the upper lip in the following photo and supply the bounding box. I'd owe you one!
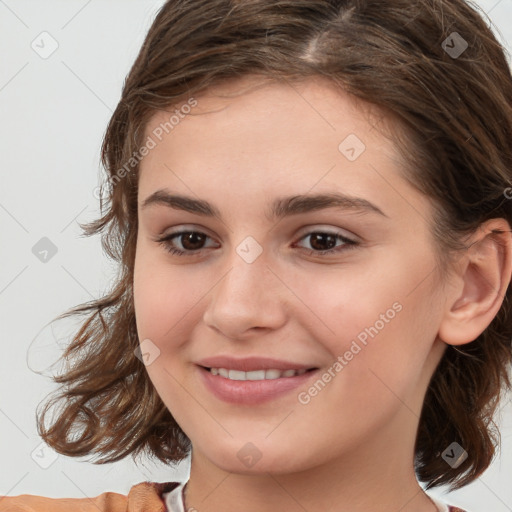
[196,356,318,372]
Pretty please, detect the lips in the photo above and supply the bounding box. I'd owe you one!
[196,355,320,405]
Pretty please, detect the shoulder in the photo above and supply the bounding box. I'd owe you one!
[0,481,180,512]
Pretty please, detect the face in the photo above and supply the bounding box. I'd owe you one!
[133,75,448,475]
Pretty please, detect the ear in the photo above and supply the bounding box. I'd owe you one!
[438,218,512,346]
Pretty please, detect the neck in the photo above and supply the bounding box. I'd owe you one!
[182,406,439,512]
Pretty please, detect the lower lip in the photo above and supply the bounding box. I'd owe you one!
[197,366,319,405]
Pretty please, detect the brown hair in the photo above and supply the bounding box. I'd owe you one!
[36,0,512,490]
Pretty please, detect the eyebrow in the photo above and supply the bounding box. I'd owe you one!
[140,189,388,220]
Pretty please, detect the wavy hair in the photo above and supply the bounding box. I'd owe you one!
[36,0,512,490]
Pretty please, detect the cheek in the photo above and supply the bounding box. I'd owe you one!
[133,248,200,420]
[293,251,439,383]
[133,244,204,343]
[286,257,408,349]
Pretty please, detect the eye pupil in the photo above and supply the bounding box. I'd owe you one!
[310,233,337,251]
[182,232,206,250]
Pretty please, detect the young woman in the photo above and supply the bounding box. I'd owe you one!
[2,0,512,511]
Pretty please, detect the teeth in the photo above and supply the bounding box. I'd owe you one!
[209,367,308,380]
[246,370,266,380]
[264,369,281,380]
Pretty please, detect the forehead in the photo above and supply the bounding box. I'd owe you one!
[144,76,399,174]
[143,74,395,146]
[136,75,432,227]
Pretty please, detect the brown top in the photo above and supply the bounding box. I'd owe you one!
[0,481,179,512]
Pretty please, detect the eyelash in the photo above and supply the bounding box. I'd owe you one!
[155,229,359,257]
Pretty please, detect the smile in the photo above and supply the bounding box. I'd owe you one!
[198,365,319,405]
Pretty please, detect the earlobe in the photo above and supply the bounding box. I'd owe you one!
[438,219,512,347]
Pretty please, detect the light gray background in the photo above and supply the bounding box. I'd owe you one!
[1,1,511,511]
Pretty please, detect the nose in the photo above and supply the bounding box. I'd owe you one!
[202,252,288,340]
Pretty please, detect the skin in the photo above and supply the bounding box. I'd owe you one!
[133,75,512,512]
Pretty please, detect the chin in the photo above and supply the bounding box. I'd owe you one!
[198,439,313,475]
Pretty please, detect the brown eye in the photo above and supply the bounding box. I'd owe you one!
[156,230,218,256]
[295,230,358,256]
[179,232,207,251]
[308,233,338,251]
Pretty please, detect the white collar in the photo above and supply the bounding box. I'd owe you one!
[427,493,451,512]
[163,481,186,512]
